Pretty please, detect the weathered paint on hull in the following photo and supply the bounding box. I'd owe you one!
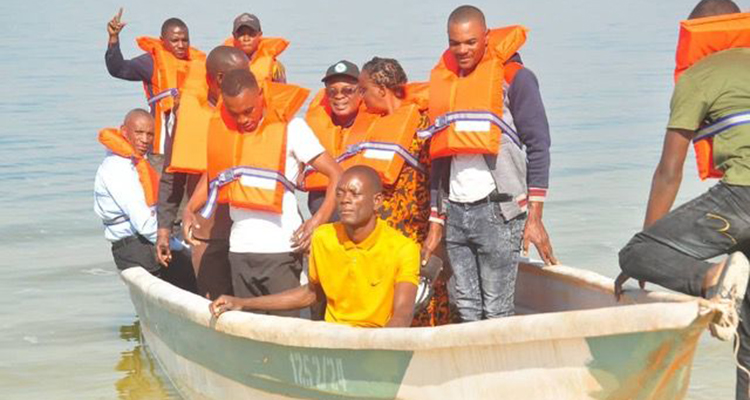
[122,263,716,400]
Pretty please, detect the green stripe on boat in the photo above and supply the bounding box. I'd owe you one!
[132,293,413,399]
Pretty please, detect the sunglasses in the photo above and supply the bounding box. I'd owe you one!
[326,86,359,98]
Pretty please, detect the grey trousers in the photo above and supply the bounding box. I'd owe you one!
[446,200,525,321]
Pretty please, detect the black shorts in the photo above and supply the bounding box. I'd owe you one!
[228,251,303,317]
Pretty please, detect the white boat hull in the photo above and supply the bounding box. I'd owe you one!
[122,262,717,399]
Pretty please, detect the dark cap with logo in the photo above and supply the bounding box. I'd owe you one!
[322,60,360,82]
[233,13,261,33]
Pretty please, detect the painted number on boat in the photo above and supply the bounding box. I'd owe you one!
[289,352,348,392]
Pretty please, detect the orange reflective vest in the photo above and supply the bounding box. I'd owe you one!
[675,13,750,180]
[202,82,309,216]
[420,26,528,160]
[136,36,206,155]
[301,89,375,191]
[338,83,430,186]
[98,128,159,207]
[223,37,288,83]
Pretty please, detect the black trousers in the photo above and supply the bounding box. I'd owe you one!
[112,234,162,275]
[228,251,302,317]
[111,234,197,293]
[619,182,750,400]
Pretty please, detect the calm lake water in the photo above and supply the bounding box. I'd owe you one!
[0,0,736,398]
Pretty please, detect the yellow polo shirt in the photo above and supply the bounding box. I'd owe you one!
[308,219,420,328]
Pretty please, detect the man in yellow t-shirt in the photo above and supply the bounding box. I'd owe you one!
[210,166,419,328]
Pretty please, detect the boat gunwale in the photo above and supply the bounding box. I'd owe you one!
[122,262,717,352]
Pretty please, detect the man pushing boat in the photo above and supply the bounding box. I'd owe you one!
[616,1,750,398]
[210,166,419,328]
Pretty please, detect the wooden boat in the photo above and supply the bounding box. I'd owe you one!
[121,261,722,400]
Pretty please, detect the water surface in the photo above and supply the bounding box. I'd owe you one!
[0,0,733,398]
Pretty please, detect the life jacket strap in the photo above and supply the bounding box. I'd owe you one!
[417,111,522,148]
[300,141,425,184]
[694,111,750,142]
[200,166,295,218]
[345,141,425,174]
[147,88,179,105]
[103,214,130,226]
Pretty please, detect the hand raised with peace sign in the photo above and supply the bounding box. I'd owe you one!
[107,8,127,44]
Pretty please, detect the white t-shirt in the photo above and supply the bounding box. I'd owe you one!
[229,118,325,253]
[449,154,497,203]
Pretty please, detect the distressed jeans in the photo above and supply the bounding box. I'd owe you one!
[619,182,750,400]
[446,200,525,321]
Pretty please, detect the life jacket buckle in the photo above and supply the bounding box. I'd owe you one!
[345,143,361,154]
[217,170,235,186]
[434,115,447,128]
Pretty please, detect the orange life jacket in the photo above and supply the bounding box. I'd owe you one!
[165,59,214,175]
[202,82,309,217]
[338,82,430,186]
[420,26,528,160]
[300,89,375,191]
[136,36,206,155]
[167,93,216,175]
[223,36,288,83]
[98,128,159,207]
[674,13,750,180]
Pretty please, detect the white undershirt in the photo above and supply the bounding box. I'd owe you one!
[449,154,497,203]
[229,118,325,253]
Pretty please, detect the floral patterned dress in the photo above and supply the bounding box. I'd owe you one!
[378,112,453,327]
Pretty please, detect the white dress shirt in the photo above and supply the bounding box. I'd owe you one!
[229,118,326,254]
[94,153,158,243]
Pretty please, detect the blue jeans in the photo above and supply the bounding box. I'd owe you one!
[619,182,750,400]
[446,200,525,321]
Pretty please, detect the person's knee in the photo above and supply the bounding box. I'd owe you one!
[619,235,650,277]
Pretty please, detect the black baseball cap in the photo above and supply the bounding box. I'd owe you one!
[233,13,261,33]
[322,60,360,82]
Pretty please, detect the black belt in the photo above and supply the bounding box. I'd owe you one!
[112,234,148,250]
[456,190,513,206]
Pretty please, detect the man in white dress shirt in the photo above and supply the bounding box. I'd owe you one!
[94,109,193,284]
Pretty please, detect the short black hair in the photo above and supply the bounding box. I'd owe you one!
[206,46,249,79]
[161,18,188,36]
[361,57,408,99]
[448,5,486,30]
[342,165,383,195]
[220,68,259,98]
[689,0,740,19]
